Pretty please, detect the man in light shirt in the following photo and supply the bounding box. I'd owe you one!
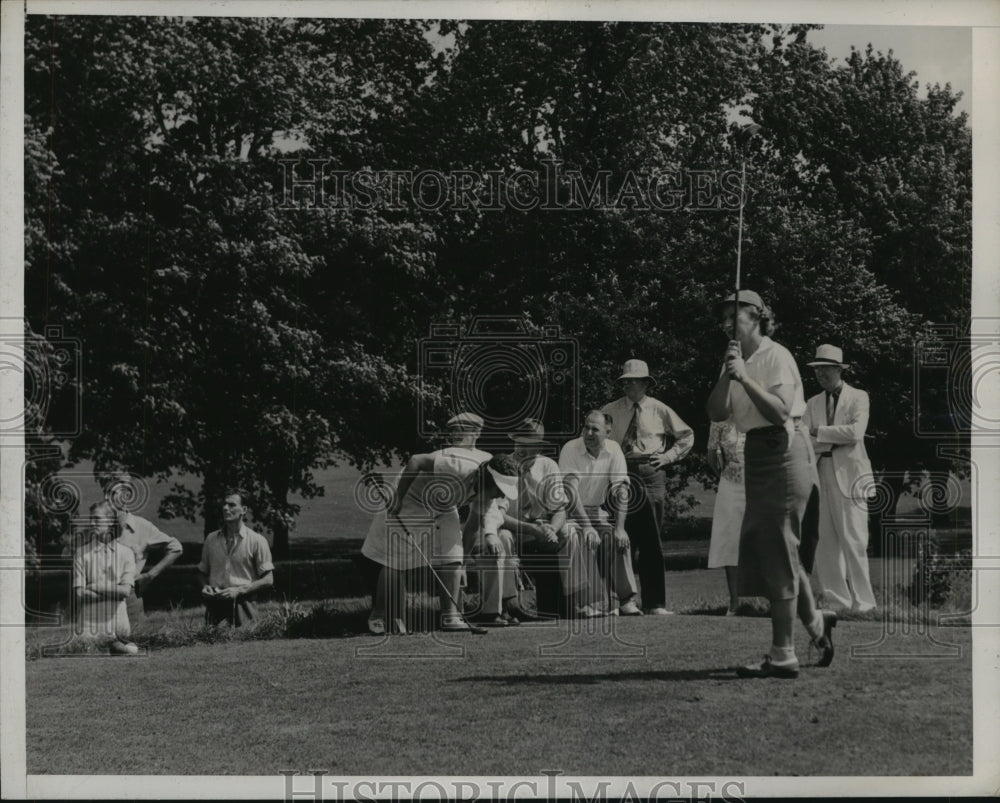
[499,419,595,617]
[602,359,694,614]
[559,410,641,616]
[73,500,138,654]
[100,470,183,623]
[198,488,274,626]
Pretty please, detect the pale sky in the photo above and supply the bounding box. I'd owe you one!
[808,25,972,118]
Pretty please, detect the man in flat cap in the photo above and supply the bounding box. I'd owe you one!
[602,359,694,614]
[803,345,877,612]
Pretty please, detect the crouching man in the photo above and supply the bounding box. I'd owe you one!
[198,488,274,626]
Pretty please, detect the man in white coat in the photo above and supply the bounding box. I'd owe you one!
[803,345,877,612]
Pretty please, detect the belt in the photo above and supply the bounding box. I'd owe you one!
[749,417,803,436]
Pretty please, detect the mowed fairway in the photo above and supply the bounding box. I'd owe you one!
[27,616,971,777]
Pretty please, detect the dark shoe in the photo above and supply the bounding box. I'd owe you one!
[736,655,800,679]
[813,610,837,667]
[466,614,508,627]
[505,600,545,622]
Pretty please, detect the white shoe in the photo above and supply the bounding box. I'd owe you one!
[725,608,738,617]
[646,607,675,616]
[619,600,643,616]
[367,616,386,635]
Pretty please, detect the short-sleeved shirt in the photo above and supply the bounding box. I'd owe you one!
[601,395,694,461]
[558,436,629,507]
[198,524,274,589]
[727,336,807,435]
[73,539,137,590]
[510,456,566,522]
[116,513,183,574]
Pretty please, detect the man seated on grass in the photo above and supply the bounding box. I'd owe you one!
[198,488,274,627]
[500,419,596,618]
[100,470,183,625]
[559,410,642,616]
[73,501,139,655]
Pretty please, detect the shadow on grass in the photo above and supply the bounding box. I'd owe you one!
[453,668,740,684]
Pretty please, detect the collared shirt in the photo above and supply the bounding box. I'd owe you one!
[558,436,628,507]
[510,455,566,522]
[727,336,807,435]
[402,446,492,517]
[116,512,183,574]
[73,538,136,590]
[198,523,274,589]
[601,395,694,461]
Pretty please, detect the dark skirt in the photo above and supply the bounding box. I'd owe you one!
[738,425,819,600]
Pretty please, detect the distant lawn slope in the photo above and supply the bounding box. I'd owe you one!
[57,462,972,556]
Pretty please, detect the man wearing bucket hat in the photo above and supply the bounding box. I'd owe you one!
[602,359,694,614]
[803,345,877,613]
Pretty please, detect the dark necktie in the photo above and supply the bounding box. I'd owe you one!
[826,389,840,426]
[621,402,641,453]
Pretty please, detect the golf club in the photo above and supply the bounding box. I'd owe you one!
[733,122,762,339]
[363,472,489,635]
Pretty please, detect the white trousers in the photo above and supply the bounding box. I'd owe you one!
[813,458,877,611]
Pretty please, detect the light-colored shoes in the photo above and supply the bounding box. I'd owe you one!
[645,607,674,616]
[619,600,643,616]
[574,604,601,618]
[109,640,139,656]
[367,616,386,635]
[725,608,739,617]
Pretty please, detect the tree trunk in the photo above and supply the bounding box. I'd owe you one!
[201,469,224,538]
[868,470,905,557]
[272,517,290,562]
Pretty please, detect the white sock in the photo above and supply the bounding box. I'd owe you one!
[769,644,798,665]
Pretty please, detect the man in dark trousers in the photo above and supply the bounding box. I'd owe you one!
[602,359,694,614]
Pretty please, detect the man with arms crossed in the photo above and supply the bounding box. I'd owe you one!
[803,345,877,612]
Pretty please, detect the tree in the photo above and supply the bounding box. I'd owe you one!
[24,15,443,557]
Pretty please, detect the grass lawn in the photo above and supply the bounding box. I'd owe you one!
[26,610,971,776]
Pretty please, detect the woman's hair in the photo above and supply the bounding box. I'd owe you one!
[486,453,519,477]
[743,303,776,337]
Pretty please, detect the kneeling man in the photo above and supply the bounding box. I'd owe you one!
[198,488,274,626]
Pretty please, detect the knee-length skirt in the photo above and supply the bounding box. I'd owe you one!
[738,425,819,600]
